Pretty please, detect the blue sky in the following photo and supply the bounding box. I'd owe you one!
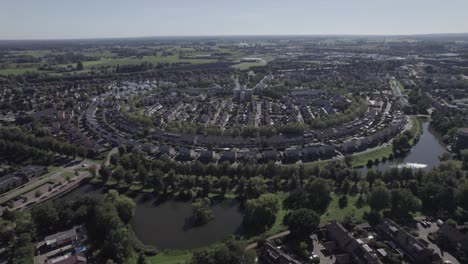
[1,0,468,39]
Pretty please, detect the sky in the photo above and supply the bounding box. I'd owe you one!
[1,0,468,40]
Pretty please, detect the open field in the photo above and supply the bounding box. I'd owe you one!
[149,251,191,264]
[321,194,370,223]
[0,55,218,76]
[351,144,393,168]
[232,61,267,69]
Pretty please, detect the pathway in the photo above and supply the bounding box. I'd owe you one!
[244,230,290,251]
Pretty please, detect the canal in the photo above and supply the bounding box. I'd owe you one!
[359,119,447,173]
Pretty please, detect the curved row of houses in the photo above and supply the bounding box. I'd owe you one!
[83,95,406,164]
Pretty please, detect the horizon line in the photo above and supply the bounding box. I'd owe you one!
[1,32,468,42]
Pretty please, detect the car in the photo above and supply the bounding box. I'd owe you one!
[437,219,444,226]
[419,221,426,227]
[443,261,453,264]
[81,163,88,167]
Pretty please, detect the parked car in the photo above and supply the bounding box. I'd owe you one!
[437,219,444,226]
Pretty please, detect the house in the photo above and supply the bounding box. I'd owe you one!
[0,165,48,194]
[178,147,195,161]
[14,165,48,180]
[0,174,23,194]
[233,86,253,102]
[324,222,383,264]
[45,227,78,249]
[376,218,440,264]
[320,145,335,159]
[220,151,237,163]
[257,243,302,264]
[199,150,215,162]
[283,148,300,162]
[452,128,468,154]
[51,253,87,264]
[158,145,176,157]
[437,222,468,258]
[302,146,321,161]
[262,150,278,161]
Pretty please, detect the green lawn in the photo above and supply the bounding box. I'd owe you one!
[408,116,422,145]
[0,67,41,75]
[85,55,217,68]
[61,171,75,179]
[321,194,370,223]
[149,251,191,264]
[232,61,267,69]
[351,144,393,168]
[0,55,217,76]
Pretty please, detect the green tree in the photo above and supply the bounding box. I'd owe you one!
[458,182,468,212]
[243,194,279,233]
[284,208,320,241]
[102,227,133,264]
[244,177,267,199]
[76,61,84,71]
[368,185,391,212]
[390,189,421,217]
[192,198,214,226]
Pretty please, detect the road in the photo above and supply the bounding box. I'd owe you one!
[245,230,290,251]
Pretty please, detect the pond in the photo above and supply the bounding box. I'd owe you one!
[62,185,243,250]
[358,119,447,174]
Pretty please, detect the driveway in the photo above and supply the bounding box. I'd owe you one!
[311,234,335,264]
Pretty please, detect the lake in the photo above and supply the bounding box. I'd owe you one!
[63,185,243,250]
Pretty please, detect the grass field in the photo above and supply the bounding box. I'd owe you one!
[232,61,267,69]
[351,144,393,168]
[0,67,42,75]
[321,194,370,223]
[148,251,191,264]
[0,55,218,76]
[408,116,422,145]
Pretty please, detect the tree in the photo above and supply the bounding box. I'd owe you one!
[137,252,149,264]
[283,188,308,210]
[368,185,391,212]
[284,208,320,241]
[101,227,133,264]
[243,194,279,233]
[390,189,421,218]
[190,240,255,264]
[458,182,468,212]
[192,198,214,226]
[244,177,267,199]
[31,203,59,236]
[77,61,84,71]
[304,178,332,214]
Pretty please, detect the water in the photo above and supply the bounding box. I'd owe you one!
[358,119,447,174]
[133,197,243,249]
[61,119,447,249]
[62,185,243,250]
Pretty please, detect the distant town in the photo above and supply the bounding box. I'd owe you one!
[0,35,467,264]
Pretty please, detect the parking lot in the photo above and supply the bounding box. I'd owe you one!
[416,221,460,264]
